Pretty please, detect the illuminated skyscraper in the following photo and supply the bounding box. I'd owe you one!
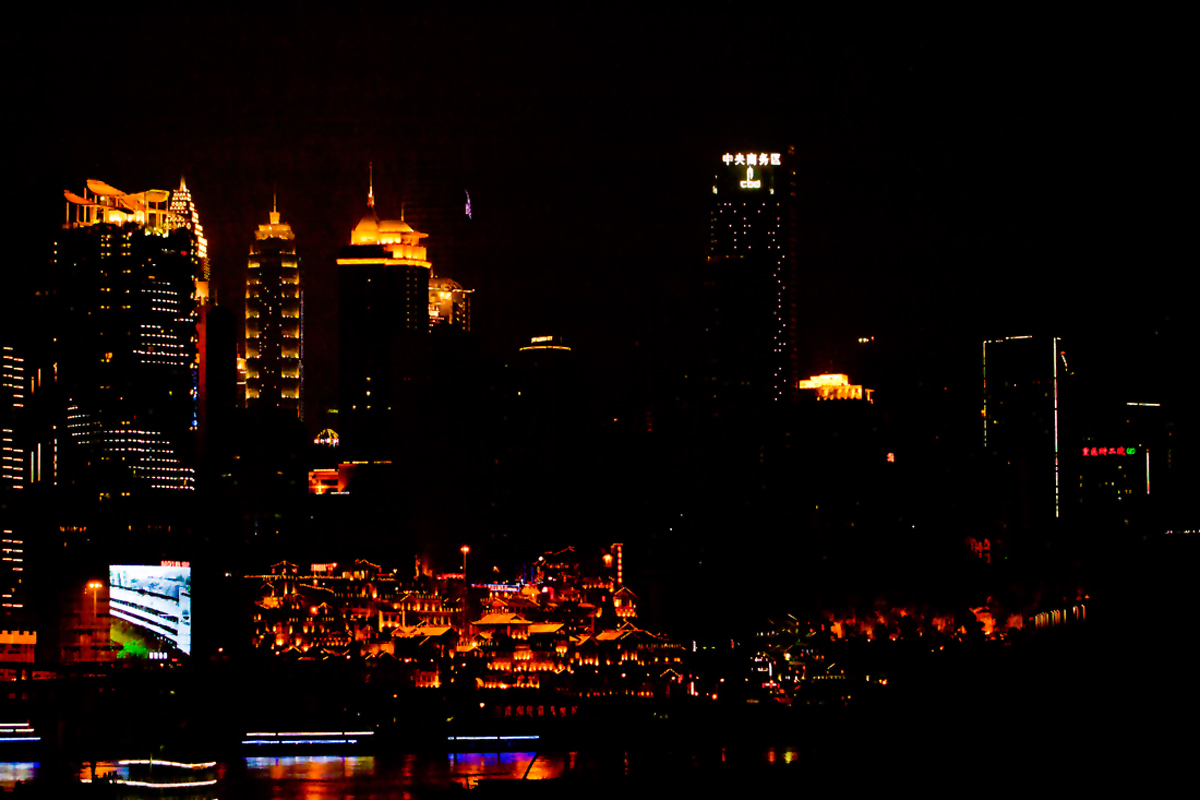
[0,344,28,620]
[982,335,1068,525]
[246,199,302,417]
[702,149,797,409]
[50,180,200,496]
[1,346,26,492]
[336,174,432,455]
[168,176,208,278]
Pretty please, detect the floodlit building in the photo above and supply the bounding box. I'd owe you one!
[796,373,874,402]
[246,199,302,417]
[167,176,208,278]
[428,276,472,331]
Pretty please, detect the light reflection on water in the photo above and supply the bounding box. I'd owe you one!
[4,746,800,797]
[246,754,379,782]
[764,746,801,765]
[0,762,37,790]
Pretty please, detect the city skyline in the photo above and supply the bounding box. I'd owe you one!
[9,10,1191,434]
[0,11,1192,791]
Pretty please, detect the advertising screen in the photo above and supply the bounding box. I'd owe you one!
[108,564,192,657]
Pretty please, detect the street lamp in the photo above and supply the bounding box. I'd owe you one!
[86,581,103,621]
[460,545,470,577]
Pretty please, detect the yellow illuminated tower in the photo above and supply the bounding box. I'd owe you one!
[245,198,301,417]
[168,176,209,279]
[336,169,432,455]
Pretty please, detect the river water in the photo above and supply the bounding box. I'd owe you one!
[0,747,806,796]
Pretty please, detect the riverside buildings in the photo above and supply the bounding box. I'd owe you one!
[247,545,683,695]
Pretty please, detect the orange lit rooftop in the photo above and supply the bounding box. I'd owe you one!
[63,180,178,229]
[341,209,431,267]
[797,373,873,402]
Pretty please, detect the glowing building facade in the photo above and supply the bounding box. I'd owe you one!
[428,276,472,331]
[167,176,208,278]
[0,345,27,619]
[50,180,201,495]
[703,150,797,407]
[796,373,874,402]
[246,202,302,417]
[1,347,26,491]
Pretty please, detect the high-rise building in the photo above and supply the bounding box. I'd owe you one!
[981,335,1068,526]
[1,344,29,620]
[701,149,797,409]
[246,200,302,417]
[168,176,209,278]
[1,346,27,492]
[428,276,472,332]
[51,180,201,497]
[336,175,433,456]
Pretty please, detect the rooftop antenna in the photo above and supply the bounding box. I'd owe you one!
[368,162,374,209]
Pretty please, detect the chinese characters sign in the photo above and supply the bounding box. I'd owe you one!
[723,153,782,166]
[1082,446,1136,456]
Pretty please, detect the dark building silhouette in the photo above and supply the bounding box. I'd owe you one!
[981,335,1069,531]
[336,180,432,460]
[699,148,797,413]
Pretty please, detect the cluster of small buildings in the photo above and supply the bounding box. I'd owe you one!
[247,544,685,697]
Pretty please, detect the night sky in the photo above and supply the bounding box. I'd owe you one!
[9,7,1191,424]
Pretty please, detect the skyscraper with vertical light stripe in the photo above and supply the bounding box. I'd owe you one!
[245,199,302,417]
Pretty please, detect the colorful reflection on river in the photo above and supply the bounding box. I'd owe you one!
[3,746,795,797]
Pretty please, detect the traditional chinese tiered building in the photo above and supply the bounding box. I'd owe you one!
[245,544,683,696]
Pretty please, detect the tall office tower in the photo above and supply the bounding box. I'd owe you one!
[982,335,1069,527]
[702,149,796,409]
[0,345,28,620]
[246,200,302,417]
[168,176,209,279]
[52,180,200,497]
[337,176,432,456]
[1,346,26,492]
[428,276,472,332]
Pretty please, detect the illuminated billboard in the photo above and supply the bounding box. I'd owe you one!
[717,152,783,194]
[109,564,192,657]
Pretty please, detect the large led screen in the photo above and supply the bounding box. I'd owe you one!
[109,564,192,657]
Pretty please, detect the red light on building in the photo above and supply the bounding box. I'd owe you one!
[886,453,895,463]
[1082,446,1135,456]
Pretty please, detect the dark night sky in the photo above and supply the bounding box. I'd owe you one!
[7,7,1192,423]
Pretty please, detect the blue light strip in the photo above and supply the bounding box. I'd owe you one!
[447,735,540,741]
[242,739,358,745]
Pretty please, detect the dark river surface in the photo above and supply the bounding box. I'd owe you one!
[0,747,807,797]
